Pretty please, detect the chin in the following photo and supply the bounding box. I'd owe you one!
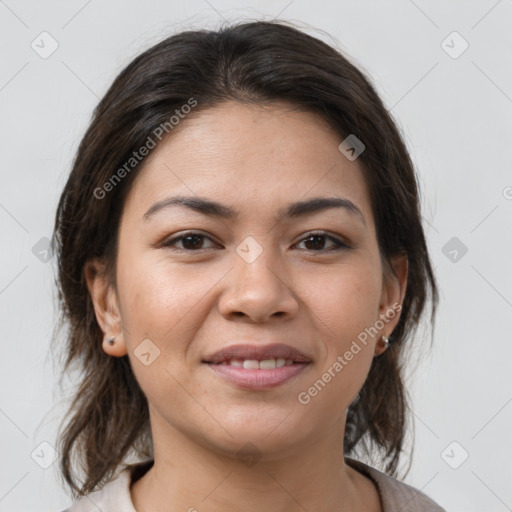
[194,411,314,461]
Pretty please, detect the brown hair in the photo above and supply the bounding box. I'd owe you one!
[52,19,439,498]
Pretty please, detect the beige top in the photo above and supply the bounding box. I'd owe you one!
[61,458,446,511]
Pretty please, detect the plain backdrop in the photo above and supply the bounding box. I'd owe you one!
[1,1,512,511]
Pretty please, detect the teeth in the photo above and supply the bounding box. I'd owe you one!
[220,358,295,369]
[259,359,277,370]
[243,359,260,370]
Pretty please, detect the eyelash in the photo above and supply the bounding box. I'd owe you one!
[161,231,350,253]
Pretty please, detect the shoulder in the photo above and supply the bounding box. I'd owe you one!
[345,457,447,512]
[60,462,150,512]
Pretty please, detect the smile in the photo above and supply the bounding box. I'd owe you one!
[204,360,311,389]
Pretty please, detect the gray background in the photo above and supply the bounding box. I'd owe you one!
[1,0,512,510]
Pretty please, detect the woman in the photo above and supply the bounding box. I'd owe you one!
[53,19,444,511]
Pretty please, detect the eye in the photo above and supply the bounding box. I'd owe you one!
[161,231,219,251]
[160,230,350,253]
[294,232,349,252]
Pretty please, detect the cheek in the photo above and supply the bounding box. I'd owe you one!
[308,259,382,337]
[116,250,220,341]
[298,263,381,403]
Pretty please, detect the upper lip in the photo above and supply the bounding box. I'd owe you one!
[203,343,312,364]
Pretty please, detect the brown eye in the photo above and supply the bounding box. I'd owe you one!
[162,232,218,251]
[295,233,349,252]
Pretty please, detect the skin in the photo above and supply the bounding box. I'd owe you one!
[86,101,408,512]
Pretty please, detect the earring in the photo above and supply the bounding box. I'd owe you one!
[107,335,115,345]
[380,335,389,350]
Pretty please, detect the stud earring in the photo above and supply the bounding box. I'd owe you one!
[380,335,389,350]
[107,335,115,345]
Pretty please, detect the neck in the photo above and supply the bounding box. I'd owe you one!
[130,415,382,512]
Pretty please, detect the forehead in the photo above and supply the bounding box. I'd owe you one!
[122,101,373,227]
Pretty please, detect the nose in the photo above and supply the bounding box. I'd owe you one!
[218,247,300,323]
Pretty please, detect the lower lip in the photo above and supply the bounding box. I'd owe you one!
[205,363,310,390]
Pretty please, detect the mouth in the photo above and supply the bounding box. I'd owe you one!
[202,342,312,365]
[202,343,312,390]
[206,357,302,369]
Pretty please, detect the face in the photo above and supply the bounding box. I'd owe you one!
[87,101,406,461]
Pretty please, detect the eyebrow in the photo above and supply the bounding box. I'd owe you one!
[143,195,366,226]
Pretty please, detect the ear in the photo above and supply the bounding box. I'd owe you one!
[84,258,127,357]
[374,253,408,356]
